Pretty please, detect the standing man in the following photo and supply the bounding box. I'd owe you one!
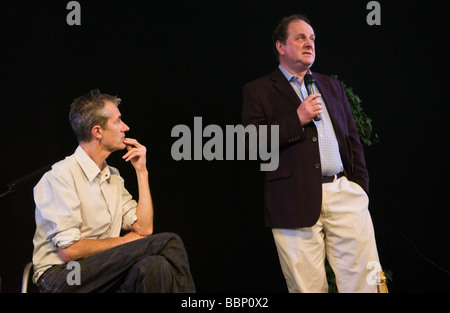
[32,89,195,292]
[242,15,381,292]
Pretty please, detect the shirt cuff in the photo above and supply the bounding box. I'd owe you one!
[51,227,81,249]
[122,208,138,231]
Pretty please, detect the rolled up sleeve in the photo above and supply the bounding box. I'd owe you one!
[35,169,82,249]
[51,227,81,249]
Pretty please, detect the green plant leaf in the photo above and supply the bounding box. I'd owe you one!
[331,75,379,147]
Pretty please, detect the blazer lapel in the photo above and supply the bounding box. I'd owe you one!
[270,68,302,108]
[314,72,345,139]
[314,73,338,123]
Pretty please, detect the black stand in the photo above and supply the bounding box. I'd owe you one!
[0,165,51,199]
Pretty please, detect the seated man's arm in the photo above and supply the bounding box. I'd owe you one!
[58,232,145,262]
[123,138,154,236]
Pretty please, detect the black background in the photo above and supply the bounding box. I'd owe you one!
[0,0,449,293]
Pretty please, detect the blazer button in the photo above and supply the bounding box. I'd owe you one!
[312,136,317,142]
[315,163,320,169]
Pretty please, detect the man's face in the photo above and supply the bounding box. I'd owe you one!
[278,20,316,70]
[101,101,130,152]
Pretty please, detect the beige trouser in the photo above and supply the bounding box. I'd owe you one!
[272,176,380,293]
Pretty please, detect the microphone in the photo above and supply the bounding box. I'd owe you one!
[304,73,322,121]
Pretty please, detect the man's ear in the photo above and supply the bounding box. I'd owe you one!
[276,40,285,56]
[91,125,103,140]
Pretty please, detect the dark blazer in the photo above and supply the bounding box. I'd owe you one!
[242,68,369,228]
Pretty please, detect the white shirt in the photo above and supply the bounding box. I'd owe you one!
[278,65,344,176]
[32,146,138,283]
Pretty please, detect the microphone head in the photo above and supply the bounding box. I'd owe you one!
[304,73,314,85]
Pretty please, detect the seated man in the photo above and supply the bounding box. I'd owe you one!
[32,90,195,292]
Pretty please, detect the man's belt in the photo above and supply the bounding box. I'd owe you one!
[322,172,345,184]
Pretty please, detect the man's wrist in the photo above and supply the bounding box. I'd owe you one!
[135,168,148,176]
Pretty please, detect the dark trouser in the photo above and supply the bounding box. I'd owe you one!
[37,232,195,293]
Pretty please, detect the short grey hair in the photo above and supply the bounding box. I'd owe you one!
[69,89,121,143]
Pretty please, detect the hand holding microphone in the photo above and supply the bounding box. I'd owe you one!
[304,73,322,121]
[297,73,322,126]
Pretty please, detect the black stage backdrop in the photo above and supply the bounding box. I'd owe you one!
[0,0,448,293]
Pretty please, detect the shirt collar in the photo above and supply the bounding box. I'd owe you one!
[74,145,110,182]
[278,64,312,83]
[279,64,295,82]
